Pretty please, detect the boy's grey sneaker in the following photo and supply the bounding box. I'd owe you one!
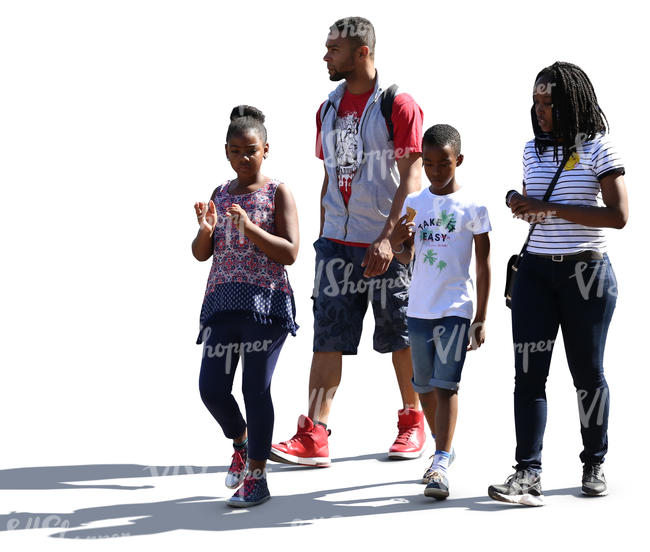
[582,462,607,496]
[488,468,544,506]
[424,470,449,500]
[421,448,456,484]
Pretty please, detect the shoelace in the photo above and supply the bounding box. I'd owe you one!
[281,429,311,446]
[423,455,436,476]
[584,463,603,479]
[427,469,443,482]
[393,426,416,445]
[281,423,332,445]
[505,467,536,488]
[237,476,257,497]
[230,449,246,473]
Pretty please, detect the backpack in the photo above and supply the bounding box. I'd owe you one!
[321,84,399,141]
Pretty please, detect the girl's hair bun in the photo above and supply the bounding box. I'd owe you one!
[226,105,268,143]
[230,105,265,124]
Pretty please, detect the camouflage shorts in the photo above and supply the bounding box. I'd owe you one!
[311,237,411,355]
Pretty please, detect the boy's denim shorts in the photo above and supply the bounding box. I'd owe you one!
[311,237,411,355]
[407,316,470,392]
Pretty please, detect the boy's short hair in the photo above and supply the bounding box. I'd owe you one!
[329,17,375,57]
[422,124,461,156]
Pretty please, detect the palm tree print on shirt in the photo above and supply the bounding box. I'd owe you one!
[423,250,438,265]
[440,210,456,233]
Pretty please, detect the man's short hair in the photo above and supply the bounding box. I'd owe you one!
[329,17,375,57]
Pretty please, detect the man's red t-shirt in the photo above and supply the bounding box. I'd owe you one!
[316,87,423,246]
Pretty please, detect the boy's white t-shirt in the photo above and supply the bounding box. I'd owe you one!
[401,186,491,320]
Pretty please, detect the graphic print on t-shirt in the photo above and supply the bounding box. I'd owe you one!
[421,249,448,276]
[419,210,457,240]
[402,187,491,320]
[418,210,457,275]
[334,112,360,205]
[564,152,580,170]
[316,88,424,213]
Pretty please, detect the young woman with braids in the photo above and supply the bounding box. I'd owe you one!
[488,62,628,506]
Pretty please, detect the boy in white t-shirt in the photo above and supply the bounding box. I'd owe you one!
[390,124,491,500]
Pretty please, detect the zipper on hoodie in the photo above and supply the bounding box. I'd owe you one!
[329,82,381,242]
[343,87,381,241]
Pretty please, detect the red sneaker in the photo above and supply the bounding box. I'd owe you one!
[388,408,426,459]
[269,415,331,467]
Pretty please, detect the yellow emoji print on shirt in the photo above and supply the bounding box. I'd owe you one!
[564,152,580,170]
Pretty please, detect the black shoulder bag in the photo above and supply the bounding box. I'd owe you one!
[504,154,568,308]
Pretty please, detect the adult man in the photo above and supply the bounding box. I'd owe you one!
[271,17,425,466]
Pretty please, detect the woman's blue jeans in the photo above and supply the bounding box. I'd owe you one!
[511,252,617,471]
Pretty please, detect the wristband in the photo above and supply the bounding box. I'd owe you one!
[391,244,405,254]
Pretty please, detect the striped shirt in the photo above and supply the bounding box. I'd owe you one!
[523,134,624,254]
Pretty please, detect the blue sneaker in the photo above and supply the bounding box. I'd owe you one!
[226,474,271,507]
[422,448,456,484]
[424,470,449,500]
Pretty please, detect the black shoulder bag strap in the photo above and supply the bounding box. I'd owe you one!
[513,152,569,266]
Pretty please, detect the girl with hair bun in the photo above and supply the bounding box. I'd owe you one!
[192,105,299,507]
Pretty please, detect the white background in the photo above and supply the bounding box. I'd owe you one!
[1,0,647,549]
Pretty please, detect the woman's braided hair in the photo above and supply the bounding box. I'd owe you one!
[532,61,608,160]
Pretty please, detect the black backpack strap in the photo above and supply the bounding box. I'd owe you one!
[322,85,398,140]
[380,84,399,141]
[321,100,333,122]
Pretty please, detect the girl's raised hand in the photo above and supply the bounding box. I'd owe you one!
[226,204,251,233]
[195,200,217,233]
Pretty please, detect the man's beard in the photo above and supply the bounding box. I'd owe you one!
[329,71,348,81]
[329,67,352,82]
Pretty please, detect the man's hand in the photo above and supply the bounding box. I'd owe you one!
[361,237,393,278]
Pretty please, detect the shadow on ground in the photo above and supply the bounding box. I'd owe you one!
[0,455,588,539]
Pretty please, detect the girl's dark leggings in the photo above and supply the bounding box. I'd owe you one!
[198,314,288,461]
